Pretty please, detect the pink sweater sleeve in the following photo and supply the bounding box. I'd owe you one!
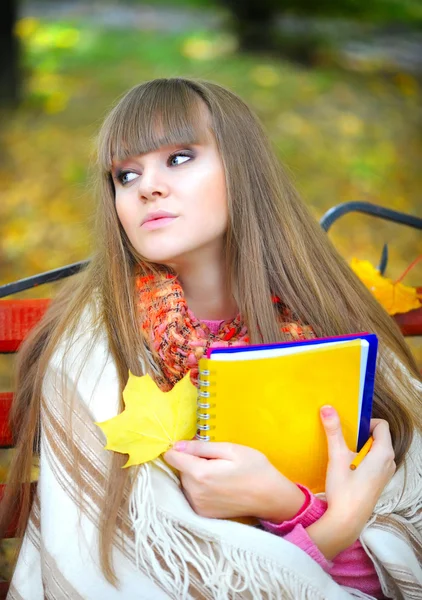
[261,486,384,599]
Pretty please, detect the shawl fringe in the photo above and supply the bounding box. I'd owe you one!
[129,462,372,600]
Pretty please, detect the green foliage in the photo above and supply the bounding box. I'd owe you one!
[123,0,216,7]
[140,0,422,23]
[2,17,421,280]
[0,17,421,342]
[275,0,422,22]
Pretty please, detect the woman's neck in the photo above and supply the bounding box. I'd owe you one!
[176,258,237,321]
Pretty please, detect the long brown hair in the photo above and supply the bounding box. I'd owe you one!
[2,78,421,585]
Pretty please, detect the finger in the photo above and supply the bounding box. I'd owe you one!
[367,420,395,463]
[163,448,203,472]
[173,440,235,460]
[369,418,385,432]
[370,419,392,445]
[369,419,390,435]
[320,405,349,456]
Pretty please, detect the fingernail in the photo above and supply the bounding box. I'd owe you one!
[321,405,335,419]
[173,441,187,451]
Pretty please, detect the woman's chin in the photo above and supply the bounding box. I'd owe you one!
[140,248,189,266]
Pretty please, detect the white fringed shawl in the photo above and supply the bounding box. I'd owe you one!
[8,314,422,600]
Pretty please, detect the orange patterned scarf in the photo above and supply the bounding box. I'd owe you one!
[136,272,314,391]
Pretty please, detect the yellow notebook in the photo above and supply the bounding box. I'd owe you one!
[196,335,377,493]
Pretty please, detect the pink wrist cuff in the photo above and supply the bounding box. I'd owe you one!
[260,484,327,534]
[285,525,332,571]
[293,484,312,518]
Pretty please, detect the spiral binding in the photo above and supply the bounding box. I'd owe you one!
[196,367,216,441]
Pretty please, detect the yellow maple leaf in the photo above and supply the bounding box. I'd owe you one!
[96,372,197,468]
[351,258,422,316]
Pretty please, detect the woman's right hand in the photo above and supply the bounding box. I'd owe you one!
[306,406,396,560]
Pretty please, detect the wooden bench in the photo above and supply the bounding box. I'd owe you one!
[0,299,50,596]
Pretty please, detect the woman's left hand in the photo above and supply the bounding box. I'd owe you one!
[163,441,305,521]
[305,408,396,559]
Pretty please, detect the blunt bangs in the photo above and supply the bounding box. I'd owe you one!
[98,79,211,172]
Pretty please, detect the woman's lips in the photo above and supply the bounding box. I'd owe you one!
[141,216,178,230]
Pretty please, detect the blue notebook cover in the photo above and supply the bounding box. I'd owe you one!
[208,333,378,452]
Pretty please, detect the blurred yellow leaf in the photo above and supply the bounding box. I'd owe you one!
[181,35,236,61]
[96,372,197,468]
[14,18,40,39]
[337,113,363,137]
[31,72,61,93]
[32,28,56,49]
[0,452,39,484]
[182,38,214,60]
[55,28,80,49]
[250,65,280,88]
[394,73,419,97]
[277,112,307,135]
[351,258,422,316]
[44,91,68,114]
[0,466,8,484]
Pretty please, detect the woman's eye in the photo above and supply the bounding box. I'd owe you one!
[117,171,138,185]
[169,152,193,167]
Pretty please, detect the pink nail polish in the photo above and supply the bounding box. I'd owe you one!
[174,441,187,451]
[321,405,335,419]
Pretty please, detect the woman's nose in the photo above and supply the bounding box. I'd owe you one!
[138,171,169,203]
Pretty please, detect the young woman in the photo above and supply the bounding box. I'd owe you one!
[2,78,421,599]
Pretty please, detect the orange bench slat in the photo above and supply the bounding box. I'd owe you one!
[393,287,422,337]
[0,582,9,600]
[0,393,13,447]
[0,482,37,539]
[394,306,422,336]
[0,299,50,353]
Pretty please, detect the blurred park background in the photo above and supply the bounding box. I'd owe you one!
[1,0,422,292]
[0,0,422,580]
[1,3,422,379]
[2,0,422,343]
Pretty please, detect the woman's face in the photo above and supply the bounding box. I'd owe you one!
[112,132,228,267]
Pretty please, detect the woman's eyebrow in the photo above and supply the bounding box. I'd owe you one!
[110,161,123,173]
[110,141,202,170]
[111,144,197,166]
[111,156,137,170]
[158,142,198,152]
